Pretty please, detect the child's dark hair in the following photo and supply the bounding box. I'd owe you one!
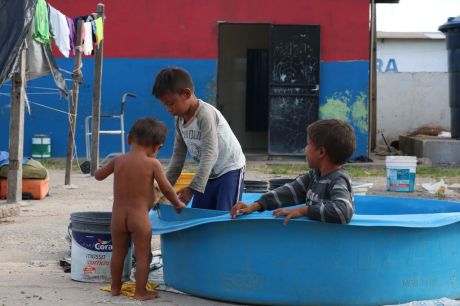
[307,119,356,164]
[129,117,167,147]
[152,67,194,98]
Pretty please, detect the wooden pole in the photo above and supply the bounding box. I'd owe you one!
[65,20,84,185]
[90,3,105,176]
[7,47,27,204]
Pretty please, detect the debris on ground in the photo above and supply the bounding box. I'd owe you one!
[130,250,187,295]
[352,182,374,195]
[408,126,450,137]
[59,257,71,273]
[438,131,452,138]
[422,179,454,197]
[100,282,159,299]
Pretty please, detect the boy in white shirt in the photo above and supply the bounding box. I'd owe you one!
[152,67,246,210]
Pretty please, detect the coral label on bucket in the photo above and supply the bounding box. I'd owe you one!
[71,232,113,282]
[70,231,132,283]
[83,266,96,275]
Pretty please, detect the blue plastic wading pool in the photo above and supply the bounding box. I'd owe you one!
[150,194,460,306]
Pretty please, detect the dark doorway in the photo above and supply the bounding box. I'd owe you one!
[217,23,320,155]
[246,49,269,132]
[217,23,271,153]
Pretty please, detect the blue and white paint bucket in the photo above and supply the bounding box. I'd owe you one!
[69,212,132,283]
[385,156,417,192]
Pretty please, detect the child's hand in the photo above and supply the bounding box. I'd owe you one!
[177,187,193,204]
[174,201,186,213]
[273,206,308,225]
[230,202,262,219]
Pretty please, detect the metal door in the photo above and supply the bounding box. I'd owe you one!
[268,25,320,155]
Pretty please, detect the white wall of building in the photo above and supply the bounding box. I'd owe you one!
[376,35,449,145]
[377,72,450,144]
[377,39,447,72]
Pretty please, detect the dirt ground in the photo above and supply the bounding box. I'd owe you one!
[1,167,459,306]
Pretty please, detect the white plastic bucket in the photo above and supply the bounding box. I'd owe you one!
[69,212,132,283]
[385,156,417,192]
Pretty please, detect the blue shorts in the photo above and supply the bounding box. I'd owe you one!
[191,168,244,211]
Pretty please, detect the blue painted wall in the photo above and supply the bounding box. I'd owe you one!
[320,61,370,158]
[0,59,217,160]
[0,59,368,159]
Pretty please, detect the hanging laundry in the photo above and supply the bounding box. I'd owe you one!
[48,4,70,57]
[32,0,50,44]
[25,21,68,95]
[91,22,97,44]
[75,15,97,45]
[94,17,104,45]
[83,22,93,56]
[66,17,76,55]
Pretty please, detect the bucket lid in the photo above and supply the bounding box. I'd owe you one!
[385,155,417,160]
[439,16,460,32]
[70,211,112,225]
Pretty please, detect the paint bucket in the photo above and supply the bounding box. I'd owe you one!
[385,156,417,192]
[69,212,132,283]
[32,134,51,158]
[174,172,195,191]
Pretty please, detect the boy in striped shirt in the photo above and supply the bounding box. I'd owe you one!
[231,119,355,224]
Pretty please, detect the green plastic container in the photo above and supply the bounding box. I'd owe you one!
[32,134,51,158]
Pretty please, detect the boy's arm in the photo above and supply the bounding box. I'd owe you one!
[307,176,354,224]
[153,159,185,209]
[94,159,115,181]
[166,121,187,186]
[256,172,311,211]
[188,110,218,193]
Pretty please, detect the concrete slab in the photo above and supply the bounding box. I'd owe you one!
[0,203,20,218]
[399,135,460,165]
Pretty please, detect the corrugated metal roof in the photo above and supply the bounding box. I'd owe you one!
[377,31,445,40]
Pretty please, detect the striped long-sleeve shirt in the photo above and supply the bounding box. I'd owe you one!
[258,169,354,224]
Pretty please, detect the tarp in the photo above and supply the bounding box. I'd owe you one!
[25,21,67,93]
[151,194,460,235]
[0,0,36,86]
[0,0,67,94]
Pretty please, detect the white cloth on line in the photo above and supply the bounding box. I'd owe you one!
[48,4,70,57]
[83,22,94,56]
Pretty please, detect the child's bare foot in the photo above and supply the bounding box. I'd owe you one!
[133,290,159,301]
[111,287,121,296]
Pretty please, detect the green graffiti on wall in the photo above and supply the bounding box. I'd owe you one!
[320,91,368,133]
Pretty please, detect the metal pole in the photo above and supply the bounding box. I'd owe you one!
[369,0,377,152]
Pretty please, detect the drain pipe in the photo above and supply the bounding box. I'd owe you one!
[369,0,377,152]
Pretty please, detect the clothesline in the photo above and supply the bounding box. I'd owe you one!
[0,83,79,92]
[0,92,74,117]
[28,100,76,116]
[34,0,104,58]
